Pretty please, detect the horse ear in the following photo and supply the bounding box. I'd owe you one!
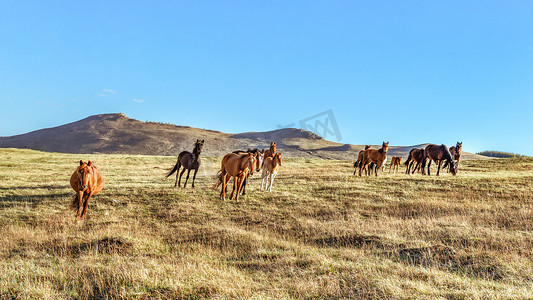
[87,161,92,166]
[79,160,84,166]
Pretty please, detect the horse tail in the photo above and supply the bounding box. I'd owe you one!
[166,159,181,178]
[212,170,223,190]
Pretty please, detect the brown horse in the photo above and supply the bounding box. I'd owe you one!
[389,156,402,174]
[404,148,424,174]
[421,144,457,176]
[262,142,276,166]
[231,148,264,196]
[219,152,256,200]
[443,142,462,172]
[261,152,282,192]
[167,139,204,188]
[70,160,104,221]
[359,142,389,176]
[353,145,371,175]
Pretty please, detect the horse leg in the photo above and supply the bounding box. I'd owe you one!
[191,168,198,188]
[240,176,247,196]
[80,192,93,220]
[261,170,267,191]
[230,177,238,200]
[220,173,228,200]
[178,168,186,187]
[183,169,191,188]
[436,160,443,176]
[236,175,246,200]
[76,191,84,220]
[269,173,277,191]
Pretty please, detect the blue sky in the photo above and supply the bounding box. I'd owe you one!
[1,1,532,155]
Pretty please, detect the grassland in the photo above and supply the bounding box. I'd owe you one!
[0,148,532,299]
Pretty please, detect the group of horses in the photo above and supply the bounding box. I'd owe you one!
[354,142,462,177]
[166,140,283,201]
[69,140,461,221]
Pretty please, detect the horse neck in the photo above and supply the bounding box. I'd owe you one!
[192,147,201,160]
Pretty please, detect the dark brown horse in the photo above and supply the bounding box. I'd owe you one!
[359,142,389,176]
[70,160,104,221]
[404,148,424,174]
[443,142,462,172]
[421,144,457,176]
[219,152,256,200]
[353,145,371,175]
[167,139,204,188]
[231,148,264,196]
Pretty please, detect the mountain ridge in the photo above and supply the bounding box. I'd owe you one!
[0,113,486,160]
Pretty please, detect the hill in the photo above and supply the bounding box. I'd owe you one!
[0,113,486,160]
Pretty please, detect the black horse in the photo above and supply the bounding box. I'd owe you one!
[167,139,204,187]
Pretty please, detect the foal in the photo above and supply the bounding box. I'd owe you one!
[389,156,402,174]
[261,152,282,192]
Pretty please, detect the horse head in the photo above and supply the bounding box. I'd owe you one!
[456,142,462,152]
[450,161,457,176]
[194,139,204,154]
[364,145,371,150]
[270,142,276,152]
[76,160,93,191]
[275,152,283,166]
[253,150,262,172]
[248,153,257,175]
[382,141,389,153]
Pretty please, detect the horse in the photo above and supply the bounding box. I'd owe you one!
[389,156,402,174]
[404,148,424,174]
[353,145,371,175]
[421,144,457,176]
[262,142,276,166]
[443,142,462,172]
[167,139,204,188]
[70,160,104,221]
[219,152,256,200]
[231,148,264,196]
[261,152,282,192]
[359,142,389,176]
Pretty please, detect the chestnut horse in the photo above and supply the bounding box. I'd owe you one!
[262,142,276,166]
[404,148,424,174]
[359,142,389,176]
[353,145,371,175]
[70,160,104,221]
[167,139,204,188]
[261,152,282,192]
[421,144,457,176]
[389,156,402,174]
[231,148,264,196]
[219,152,256,200]
[443,142,462,172]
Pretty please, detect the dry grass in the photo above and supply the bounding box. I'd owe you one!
[0,148,532,299]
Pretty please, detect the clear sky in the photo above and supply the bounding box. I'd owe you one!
[1,1,532,155]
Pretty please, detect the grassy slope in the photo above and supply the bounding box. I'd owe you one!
[0,148,532,299]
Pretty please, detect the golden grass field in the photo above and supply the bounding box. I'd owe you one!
[1,148,532,299]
